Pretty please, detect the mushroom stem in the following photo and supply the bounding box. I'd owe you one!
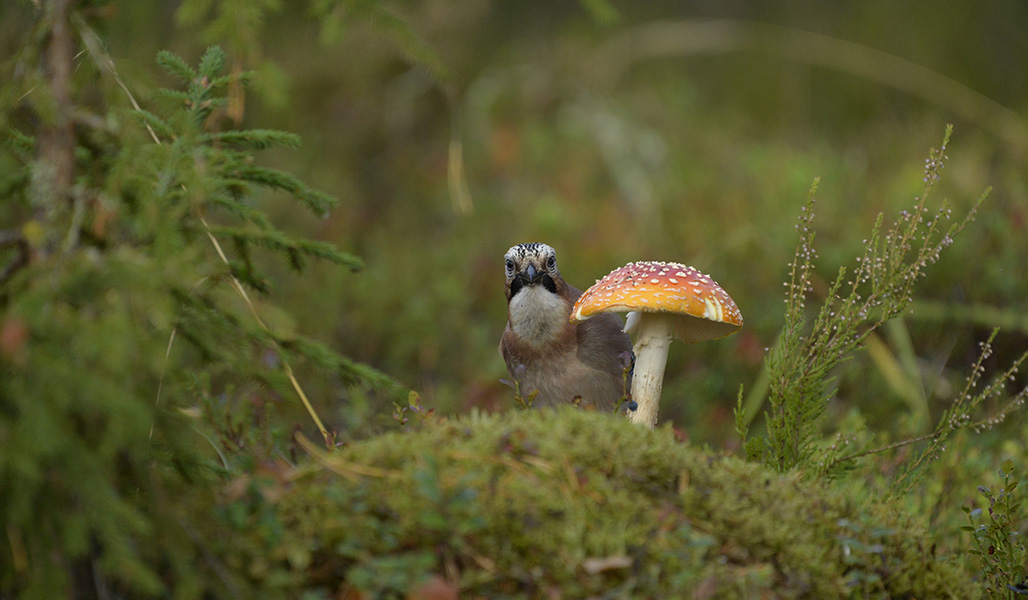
[627,312,674,428]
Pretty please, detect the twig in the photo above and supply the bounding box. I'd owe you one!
[837,431,939,463]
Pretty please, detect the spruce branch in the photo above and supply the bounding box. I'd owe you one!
[132,109,176,141]
[6,128,36,157]
[200,129,302,150]
[153,88,193,106]
[199,215,334,447]
[91,42,389,449]
[282,337,400,391]
[226,259,271,295]
[207,225,363,272]
[231,165,336,217]
[207,196,274,229]
[197,45,225,79]
[155,50,196,83]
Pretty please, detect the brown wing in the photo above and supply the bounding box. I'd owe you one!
[499,323,519,378]
[575,311,633,382]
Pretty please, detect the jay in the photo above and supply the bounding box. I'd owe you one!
[499,242,632,410]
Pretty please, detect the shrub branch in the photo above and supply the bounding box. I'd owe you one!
[738,127,1017,478]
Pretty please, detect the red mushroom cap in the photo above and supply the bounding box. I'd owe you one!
[570,261,743,342]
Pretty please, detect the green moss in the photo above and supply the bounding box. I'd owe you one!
[230,409,979,598]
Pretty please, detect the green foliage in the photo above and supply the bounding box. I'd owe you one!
[149,46,341,223]
[736,129,1024,478]
[228,409,978,598]
[0,8,396,592]
[724,129,1027,597]
[391,390,436,428]
[3,2,1028,598]
[964,460,1028,599]
[881,331,1028,496]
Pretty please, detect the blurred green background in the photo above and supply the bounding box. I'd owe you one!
[46,0,1028,445]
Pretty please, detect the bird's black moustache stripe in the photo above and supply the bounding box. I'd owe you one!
[510,273,557,297]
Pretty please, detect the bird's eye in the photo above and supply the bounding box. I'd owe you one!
[505,258,515,275]
[546,255,556,271]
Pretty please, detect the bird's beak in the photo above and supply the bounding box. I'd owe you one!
[509,262,557,297]
[516,263,548,287]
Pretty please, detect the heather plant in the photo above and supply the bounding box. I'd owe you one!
[863,330,1028,496]
[964,460,1028,599]
[736,128,1026,483]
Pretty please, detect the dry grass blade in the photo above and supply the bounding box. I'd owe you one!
[295,433,403,480]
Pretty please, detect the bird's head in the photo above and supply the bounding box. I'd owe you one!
[504,242,563,301]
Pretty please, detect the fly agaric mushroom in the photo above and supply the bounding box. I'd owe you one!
[570,261,743,428]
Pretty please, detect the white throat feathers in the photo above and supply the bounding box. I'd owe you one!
[508,285,568,349]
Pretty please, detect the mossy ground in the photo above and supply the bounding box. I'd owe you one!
[226,409,978,598]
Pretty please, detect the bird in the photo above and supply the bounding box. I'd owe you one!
[499,242,633,410]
